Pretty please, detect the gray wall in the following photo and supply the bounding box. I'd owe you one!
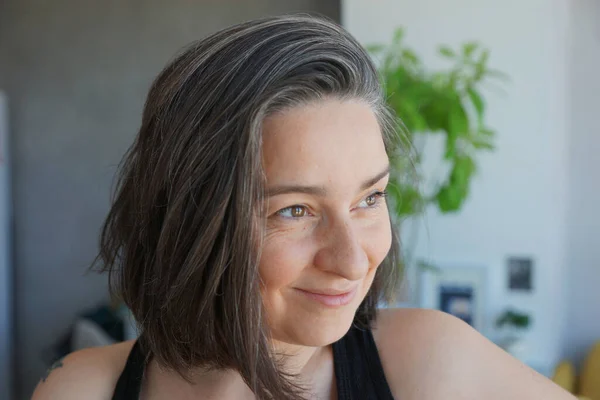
[563,0,600,367]
[0,1,339,398]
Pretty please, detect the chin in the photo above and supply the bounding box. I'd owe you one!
[275,305,359,347]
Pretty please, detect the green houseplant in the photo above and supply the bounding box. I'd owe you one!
[495,308,532,358]
[368,29,507,218]
[367,29,508,277]
[496,309,532,331]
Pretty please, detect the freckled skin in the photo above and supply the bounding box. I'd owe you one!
[260,98,392,347]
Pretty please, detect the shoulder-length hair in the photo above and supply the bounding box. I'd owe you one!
[95,14,402,400]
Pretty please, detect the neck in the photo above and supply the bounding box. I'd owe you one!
[272,339,327,376]
[144,342,333,400]
[272,340,336,399]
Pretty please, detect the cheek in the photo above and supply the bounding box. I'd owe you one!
[258,233,313,293]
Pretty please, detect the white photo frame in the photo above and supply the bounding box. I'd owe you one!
[419,265,488,335]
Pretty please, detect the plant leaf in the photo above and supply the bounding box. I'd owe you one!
[436,184,461,212]
[438,45,456,59]
[478,49,490,67]
[472,137,495,150]
[453,156,476,184]
[390,184,422,217]
[467,88,485,127]
[400,102,428,133]
[393,28,404,45]
[435,157,476,212]
[402,49,420,65]
[463,42,478,58]
[366,44,385,55]
[448,100,469,138]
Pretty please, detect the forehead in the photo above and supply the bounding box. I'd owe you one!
[261,99,388,188]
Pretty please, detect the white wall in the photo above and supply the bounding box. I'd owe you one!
[563,0,600,367]
[343,0,570,370]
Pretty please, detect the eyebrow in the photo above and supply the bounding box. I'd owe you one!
[266,164,391,198]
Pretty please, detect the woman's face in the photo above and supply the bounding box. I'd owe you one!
[260,98,392,347]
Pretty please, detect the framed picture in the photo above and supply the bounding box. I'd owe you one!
[419,265,488,334]
[507,257,533,291]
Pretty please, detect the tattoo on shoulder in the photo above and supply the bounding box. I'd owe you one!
[41,358,64,382]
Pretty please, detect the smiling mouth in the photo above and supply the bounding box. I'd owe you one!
[294,286,358,307]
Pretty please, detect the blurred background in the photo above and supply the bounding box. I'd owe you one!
[0,0,599,399]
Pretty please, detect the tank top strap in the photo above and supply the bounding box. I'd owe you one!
[112,340,145,400]
[332,324,396,400]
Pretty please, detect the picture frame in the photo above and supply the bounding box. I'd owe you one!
[507,256,534,291]
[418,265,488,335]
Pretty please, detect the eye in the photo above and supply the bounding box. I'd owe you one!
[276,205,309,219]
[357,190,388,209]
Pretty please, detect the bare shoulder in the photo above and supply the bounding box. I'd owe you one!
[31,340,135,400]
[372,308,575,400]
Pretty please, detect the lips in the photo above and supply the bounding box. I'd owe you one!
[295,286,358,307]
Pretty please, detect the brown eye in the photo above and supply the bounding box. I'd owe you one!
[277,205,308,219]
[358,191,387,209]
[291,206,306,218]
[365,195,377,207]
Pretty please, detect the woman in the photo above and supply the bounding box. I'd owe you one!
[33,14,573,400]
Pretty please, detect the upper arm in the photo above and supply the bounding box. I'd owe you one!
[31,341,134,400]
[374,308,576,400]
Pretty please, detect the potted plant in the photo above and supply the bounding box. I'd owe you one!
[495,308,532,359]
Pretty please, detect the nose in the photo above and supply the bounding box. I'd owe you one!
[313,217,369,281]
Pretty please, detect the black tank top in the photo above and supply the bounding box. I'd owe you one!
[112,325,395,399]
